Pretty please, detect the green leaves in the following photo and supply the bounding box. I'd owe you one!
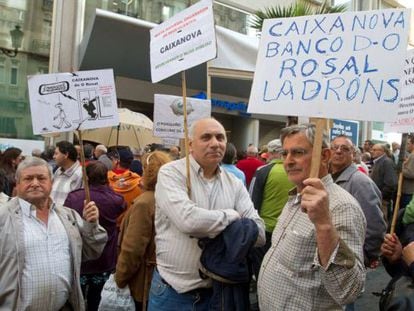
[251,0,348,32]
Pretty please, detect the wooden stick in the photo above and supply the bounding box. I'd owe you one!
[390,173,404,234]
[390,133,408,234]
[77,130,91,203]
[182,71,191,197]
[309,118,326,178]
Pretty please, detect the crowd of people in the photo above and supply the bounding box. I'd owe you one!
[0,119,413,310]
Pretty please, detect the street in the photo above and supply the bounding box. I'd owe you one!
[355,264,392,310]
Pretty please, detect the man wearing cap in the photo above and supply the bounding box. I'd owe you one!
[249,139,294,277]
[108,148,142,226]
[94,144,112,170]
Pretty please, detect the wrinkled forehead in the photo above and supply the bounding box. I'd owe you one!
[193,120,226,137]
[332,136,353,146]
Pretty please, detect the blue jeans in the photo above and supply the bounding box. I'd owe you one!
[148,269,212,311]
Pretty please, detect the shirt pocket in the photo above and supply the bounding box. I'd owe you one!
[277,228,316,273]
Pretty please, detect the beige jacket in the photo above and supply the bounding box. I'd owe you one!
[0,197,107,310]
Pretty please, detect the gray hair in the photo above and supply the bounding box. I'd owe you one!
[280,123,330,148]
[16,157,53,181]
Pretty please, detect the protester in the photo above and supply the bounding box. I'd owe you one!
[65,161,125,311]
[353,146,369,175]
[0,147,23,196]
[0,168,10,205]
[51,141,83,206]
[115,151,171,310]
[41,145,57,172]
[392,142,401,166]
[258,124,366,310]
[0,157,107,310]
[401,135,414,210]
[130,147,144,176]
[169,145,181,160]
[249,138,293,277]
[236,145,264,187]
[221,142,246,185]
[108,148,142,226]
[381,223,414,280]
[94,144,112,170]
[31,148,42,158]
[330,135,386,268]
[148,118,265,310]
[370,143,398,224]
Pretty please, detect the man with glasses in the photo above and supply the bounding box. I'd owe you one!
[258,124,366,311]
[330,135,386,269]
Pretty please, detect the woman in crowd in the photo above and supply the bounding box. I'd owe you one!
[64,161,125,311]
[115,151,171,311]
[0,147,23,196]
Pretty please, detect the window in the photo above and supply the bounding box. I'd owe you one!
[10,66,18,85]
[0,60,5,83]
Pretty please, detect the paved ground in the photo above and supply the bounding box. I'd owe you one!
[355,264,391,310]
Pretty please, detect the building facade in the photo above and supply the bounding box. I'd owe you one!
[0,0,411,152]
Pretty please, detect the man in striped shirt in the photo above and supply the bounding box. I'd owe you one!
[148,118,265,310]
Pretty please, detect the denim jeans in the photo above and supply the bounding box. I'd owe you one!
[148,269,212,311]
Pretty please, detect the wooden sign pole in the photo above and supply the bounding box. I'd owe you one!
[309,118,326,178]
[77,130,91,203]
[182,71,191,197]
[390,133,408,234]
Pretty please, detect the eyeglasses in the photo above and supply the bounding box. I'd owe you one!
[280,148,309,159]
[331,144,352,152]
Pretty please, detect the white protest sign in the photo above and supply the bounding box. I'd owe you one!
[384,49,414,133]
[150,0,217,83]
[248,9,410,122]
[27,69,119,135]
[153,94,211,138]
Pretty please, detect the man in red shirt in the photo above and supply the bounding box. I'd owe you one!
[236,145,264,188]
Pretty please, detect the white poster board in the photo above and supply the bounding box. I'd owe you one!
[248,9,410,122]
[27,69,119,135]
[153,94,211,138]
[0,138,45,156]
[150,0,217,83]
[384,48,414,133]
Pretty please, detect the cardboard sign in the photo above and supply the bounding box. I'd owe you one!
[27,69,119,135]
[384,48,414,133]
[153,94,211,138]
[248,9,410,122]
[150,0,217,83]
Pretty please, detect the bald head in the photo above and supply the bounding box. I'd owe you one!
[188,118,227,177]
[246,145,258,157]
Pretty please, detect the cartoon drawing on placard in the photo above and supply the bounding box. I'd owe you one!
[82,96,98,119]
[28,69,118,135]
[53,103,72,129]
[170,98,194,116]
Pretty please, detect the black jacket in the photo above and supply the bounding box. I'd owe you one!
[198,218,258,311]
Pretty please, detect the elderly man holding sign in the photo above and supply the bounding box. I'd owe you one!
[149,118,265,310]
[258,124,366,310]
[0,157,107,310]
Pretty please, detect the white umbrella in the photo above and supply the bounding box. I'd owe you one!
[80,108,161,148]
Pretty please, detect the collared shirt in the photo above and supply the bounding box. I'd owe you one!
[154,156,265,293]
[258,175,366,311]
[51,161,83,206]
[19,198,72,311]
